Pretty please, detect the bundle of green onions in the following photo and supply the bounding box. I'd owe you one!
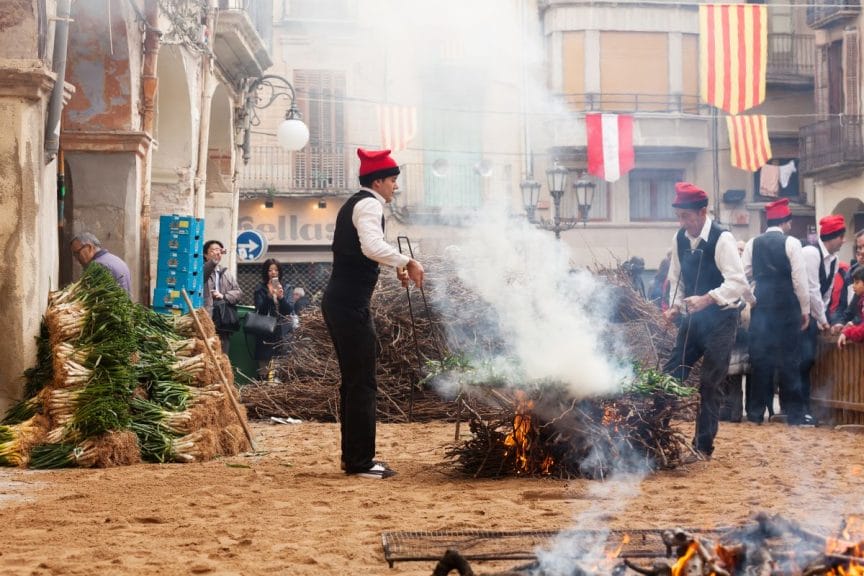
[2,265,249,469]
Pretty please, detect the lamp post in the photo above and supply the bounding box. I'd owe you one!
[240,74,310,165]
[573,172,596,227]
[519,178,541,222]
[545,163,575,240]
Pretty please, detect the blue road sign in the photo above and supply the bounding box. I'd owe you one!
[237,230,268,262]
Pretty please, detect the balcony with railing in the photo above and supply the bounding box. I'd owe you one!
[214,0,274,88]
[563,93,704,114]
[238,145,350,195]
[807,0,860,29]
[767,34,815,86]
[799,116,864,176]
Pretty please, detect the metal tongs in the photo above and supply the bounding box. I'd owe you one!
[397,236,444,422]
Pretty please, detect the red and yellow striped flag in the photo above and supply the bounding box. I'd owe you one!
[700,4,767,115]
[727,114,772,172]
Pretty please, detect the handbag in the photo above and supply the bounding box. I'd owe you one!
[244,311,278,338]
[212,300,240,333]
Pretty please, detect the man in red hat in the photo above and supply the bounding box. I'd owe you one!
[798,213,847,425]
[662,182,749,459]
[740,198,810,425]
[321,148,424,479]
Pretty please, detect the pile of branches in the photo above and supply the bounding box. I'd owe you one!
[241,258,684,423]
[0,265,250,468]
[445,366,699,479]
[242,256,506,423]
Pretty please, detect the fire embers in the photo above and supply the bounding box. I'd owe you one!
[625,513,864,576]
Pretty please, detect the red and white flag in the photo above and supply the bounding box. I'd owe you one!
[376,105,417,152]
[586,113,634,182]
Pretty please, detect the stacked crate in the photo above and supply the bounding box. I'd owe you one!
[153,215,205,314]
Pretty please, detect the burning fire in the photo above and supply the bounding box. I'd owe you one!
[502,390,554,475]
[670,541,699,576]
[824,516,864,576]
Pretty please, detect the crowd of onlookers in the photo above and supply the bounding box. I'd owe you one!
[640,216,864,425]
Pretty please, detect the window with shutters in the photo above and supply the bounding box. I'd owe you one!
[292,70,347,192]
[845,28,860,116]
[629,169,682,222]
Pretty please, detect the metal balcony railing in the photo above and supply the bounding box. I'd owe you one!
[563,93,705,114]
[807,0,860,29]
[799,116,864,176]
[218,0,272,51]
[238,145,350,194]
[767,34,815,82]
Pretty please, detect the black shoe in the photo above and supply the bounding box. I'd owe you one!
[746,414,764,424]
[789,414,817,427]
[346,462,396,479]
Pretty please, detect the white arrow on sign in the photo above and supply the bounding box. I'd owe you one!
[237,239,260,254]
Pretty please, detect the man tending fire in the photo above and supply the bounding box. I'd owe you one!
[662,182,750,460]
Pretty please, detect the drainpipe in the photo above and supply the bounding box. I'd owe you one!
[193,0,217,220]
[44,0,72,163]
[139,0,161,306]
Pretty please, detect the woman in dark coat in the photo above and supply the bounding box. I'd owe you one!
[253,258,294,379]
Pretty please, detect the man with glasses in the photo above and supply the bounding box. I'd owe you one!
[69,232,132,296]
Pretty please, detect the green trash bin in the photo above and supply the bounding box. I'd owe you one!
[228,305,258,385]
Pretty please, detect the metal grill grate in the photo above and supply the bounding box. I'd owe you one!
[380,528,723,568]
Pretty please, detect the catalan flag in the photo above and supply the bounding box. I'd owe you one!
[699,4,767,115]
[727,114,772,172]
[376,105,418,153]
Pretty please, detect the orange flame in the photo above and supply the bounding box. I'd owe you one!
[607,533,631,559]
[671,542,699,576]
[502,391,554,475]
[825,517,864,576]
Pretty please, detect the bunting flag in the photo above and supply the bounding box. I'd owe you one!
[699,4,768,114]
[376,104,417,152]
[727,114,772,172]
[586,113,634,183]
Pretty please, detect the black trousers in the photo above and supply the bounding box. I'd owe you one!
[797,320,818,414]
[321,295,378,472]
[749,306,804,422]
[662,308,738,456]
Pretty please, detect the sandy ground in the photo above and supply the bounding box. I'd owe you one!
[0,418,862,576]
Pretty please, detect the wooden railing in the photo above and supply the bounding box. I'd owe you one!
[811,336,864,425]
[799,116,864,176]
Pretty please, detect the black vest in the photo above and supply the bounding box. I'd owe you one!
[676,221,727,299]
[326,190,383,305]
[752,230,798,311]
[816,243,837,298]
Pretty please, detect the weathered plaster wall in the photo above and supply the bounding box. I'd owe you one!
[64,151,141,299]
[0,63,57,412]
[64,0,134,130]
[0,0,41,60]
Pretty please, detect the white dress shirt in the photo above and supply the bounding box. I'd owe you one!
[666,217,749,310]
[352,187,410,270]
[741,227,810,316]
[801,238,838,328]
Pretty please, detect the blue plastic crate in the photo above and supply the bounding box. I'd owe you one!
[157,251,202,275]
[155,269,202,292]
[158,232,202,255]
[159,214,205,238]
[153,287,203,313]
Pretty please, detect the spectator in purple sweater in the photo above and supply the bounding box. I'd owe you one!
[70,232,132,297]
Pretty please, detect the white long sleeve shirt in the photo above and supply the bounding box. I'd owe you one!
[801,238,838,328]
[666,217,749,310]
[352,187,410,270]
[741,227,810,316]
